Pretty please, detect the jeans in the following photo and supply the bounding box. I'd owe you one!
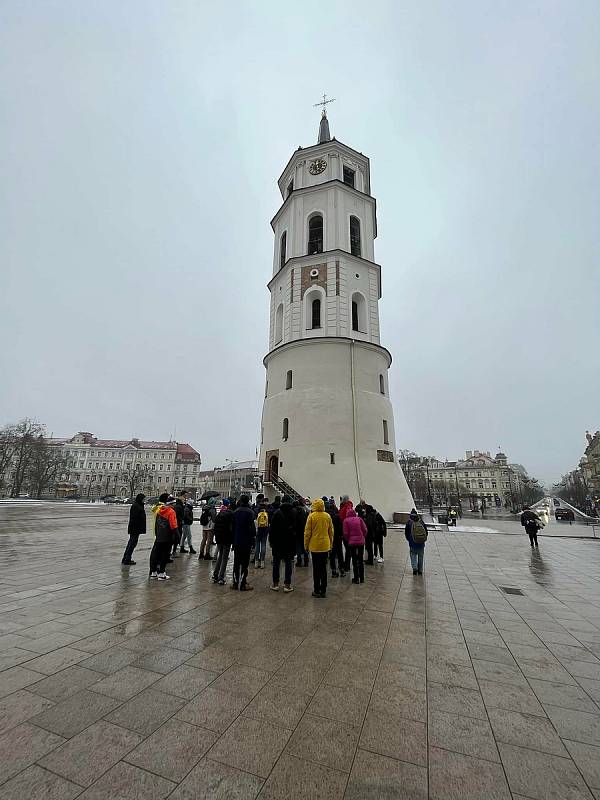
[296,539,309,565]
[329,536,345,574]
[213,543,231,580]
[410,548,424,573]
[528,531,539,547]
[149,540,171,573]
[273,557,294,585]
[349,544,364,582]
[255,530,268,562]
[311,552,328,595]
[122,533,139,563]
[180,523,192,549]
[233,546,251,588]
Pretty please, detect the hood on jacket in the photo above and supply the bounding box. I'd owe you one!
[346,508,358,518]
[151,502,163,516]
[311,498,325,512]
[409,508,419,521]
[135,494,145,504]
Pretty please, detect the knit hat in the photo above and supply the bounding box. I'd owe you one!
[221,499,230,506]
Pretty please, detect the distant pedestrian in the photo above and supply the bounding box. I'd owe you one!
[521,507,542,548]
[212,499,234,584]
[269,494,296,592]
[304,498,334,598]
[325,498,345,577]
[232,495,255,591]
[149,494,178,580]
[180,498,196,553]
[122,493,146,565]
[405,509,428,575]
[254,501,270,569]
[367,504,387,562]
[199,500,216,560]
[343,507,367,583]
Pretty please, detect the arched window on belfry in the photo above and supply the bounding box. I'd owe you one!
[307,214,324,255]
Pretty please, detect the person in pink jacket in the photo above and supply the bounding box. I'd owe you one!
[342,508,367,584]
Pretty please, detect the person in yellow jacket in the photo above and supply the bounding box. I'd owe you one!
[304,498,334,598]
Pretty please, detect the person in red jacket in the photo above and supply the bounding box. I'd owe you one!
[149,494,179,580]
[342,508,368,584]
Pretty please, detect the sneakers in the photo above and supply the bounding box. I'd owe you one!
[149,572,158,579]
[270,584,280,591]
[240,584,254,592]
[218,578,225,585]
[377,557,384,563]
[157,573,170,580]
[283,585,294,593]
[211,575,218,583]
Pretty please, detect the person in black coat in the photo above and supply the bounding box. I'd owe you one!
[172,491,187,557]
[366,505,387,562]
[212,499,234,584]
[326,498,345,577]
[122,494,146,565]
[232,495,256,591]
[269,495,297,591]
[293,499,309,567]
[521,507,541,548]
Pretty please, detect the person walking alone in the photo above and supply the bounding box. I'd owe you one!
[232,495,255,591]
[521,507,542,548]
[122,493,146,565]
[149,494,178,580]
[269,495,296,592]
[212,499,234,584]
[343,507,367,583]
[405,509,428,575]
[304,498,333,598]
[180,498,196,553]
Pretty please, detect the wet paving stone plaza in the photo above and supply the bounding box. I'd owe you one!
[1,502,600,799]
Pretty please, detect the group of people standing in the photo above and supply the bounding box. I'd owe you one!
[122,490,398,595]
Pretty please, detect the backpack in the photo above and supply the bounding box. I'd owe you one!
[257,510,269,528]
[411,519,428,544]
[200,508,210,526]
[183,505,194,525]
[155,513,172,542]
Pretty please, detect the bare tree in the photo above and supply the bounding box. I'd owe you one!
[8,418,45,497]
[26,439,68,499]
[121,462,148,499]
[0,423,17,495]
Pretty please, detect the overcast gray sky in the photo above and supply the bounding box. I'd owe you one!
[1,1,598,486]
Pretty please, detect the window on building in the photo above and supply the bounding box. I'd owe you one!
[351,292,367,333]
[286,370,292,389]
[265,380,268,397]
[280,231,287,269]
[478,480,484,488]
[287,180,293,197]
[477,472,482,477]
[379,374,385,394]
[491,481,497,489]
[274,303,283,343]
[307,214,323,254]
[383,419,389,445]
[343,166,355,187]
[466,482,471,489]
[350,216,361,257]
[330,452,335,464]
[311,297,321,329]
[282,418,289,440]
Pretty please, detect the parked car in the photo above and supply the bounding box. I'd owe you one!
[101,495,117,503]
[114,497,128,504]
[555,508,575,521]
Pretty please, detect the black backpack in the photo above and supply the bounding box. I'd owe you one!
[200,508,210,526]
[183,505,194,525]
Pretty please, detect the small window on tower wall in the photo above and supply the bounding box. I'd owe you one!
[343,166,355,188]
[330,453,335,465]
[282,418,289,440]
[379,374,385,394]
[287,180,293,197]
[280,231,287,269]
[383,419,389,445]
[286,370,292,390]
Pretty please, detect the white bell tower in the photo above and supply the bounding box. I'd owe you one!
[259,103,414,520]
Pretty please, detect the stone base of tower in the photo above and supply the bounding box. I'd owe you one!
[259,337,414,521]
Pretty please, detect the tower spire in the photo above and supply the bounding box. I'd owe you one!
[313,93,335,143]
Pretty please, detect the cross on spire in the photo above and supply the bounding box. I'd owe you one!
[314,93,335,117]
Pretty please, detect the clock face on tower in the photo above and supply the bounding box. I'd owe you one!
[309,158,327,175]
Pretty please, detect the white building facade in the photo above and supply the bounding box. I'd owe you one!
[259,114,414,520]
